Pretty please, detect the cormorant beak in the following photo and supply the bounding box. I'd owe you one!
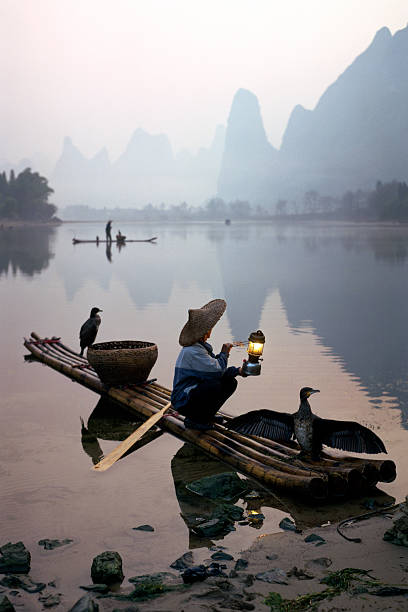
[310,389,320,395]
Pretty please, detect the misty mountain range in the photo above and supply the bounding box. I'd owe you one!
[3,25,408,209]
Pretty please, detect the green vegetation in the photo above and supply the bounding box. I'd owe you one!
[0,168,57,221]
[264,567,378,611]
[63,180,408,223]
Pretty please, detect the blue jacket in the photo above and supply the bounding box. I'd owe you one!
[171,341,240,409]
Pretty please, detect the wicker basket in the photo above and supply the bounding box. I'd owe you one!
[87,340,158,385]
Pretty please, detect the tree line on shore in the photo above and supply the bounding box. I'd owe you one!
[0,168,58,222]
[64,180,408,223]
[2,167,408,223]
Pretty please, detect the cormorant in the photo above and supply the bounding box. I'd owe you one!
[79,307,102,356]
[227,387,387,459]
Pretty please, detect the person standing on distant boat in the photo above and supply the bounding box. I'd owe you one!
[105,220,112,243]
[171,299,245,431]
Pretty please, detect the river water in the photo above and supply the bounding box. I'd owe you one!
[1,221,408,606]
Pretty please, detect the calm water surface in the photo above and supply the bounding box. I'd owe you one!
[1,221,408,606]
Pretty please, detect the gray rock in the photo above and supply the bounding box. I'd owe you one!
[132,525,154,532]
[279,518,300,533]
[287,566,314,580]
[234,559,248,571]
[0,574,46,593]
[0,542,31,574]
[255,569,288,585]
[186,472,248,501]
[192,518,228,538]
[0,595,15,612]
[80,584,109,593]
[308,557,332,568]
[38,538,73,550]
[304,534,326,545]
[128,572,180,587]
[68,594,99,612]
[170,551,193,570]
[91,551,124,586]
[384,514,408,547]
[211,551,234,562]
[38,593,62,608]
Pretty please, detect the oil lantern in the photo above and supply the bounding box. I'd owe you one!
[243,329,265,376]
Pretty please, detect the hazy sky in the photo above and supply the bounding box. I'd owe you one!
[1,0,407,164]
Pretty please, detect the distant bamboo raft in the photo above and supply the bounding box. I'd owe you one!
[23,333,396,500]
[72,236,157,244]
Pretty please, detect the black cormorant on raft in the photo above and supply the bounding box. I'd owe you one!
[79,307,102,356]
[23,334,396,501]
[227,387,387,460]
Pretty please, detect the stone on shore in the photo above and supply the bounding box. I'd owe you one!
[170,551,194,570]
[67,594,99,611]
[0,542,31,574]
[383,496,408,546]
[38,538,74,550]
[91,551,124,586]
[186,472,248,501]
[0,595,15,612]
[0,574,46,593]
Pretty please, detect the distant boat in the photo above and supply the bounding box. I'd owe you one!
[225,219,231,225]
[72,236,157,244]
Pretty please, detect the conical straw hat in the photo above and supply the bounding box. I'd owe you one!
[179,299,226,346]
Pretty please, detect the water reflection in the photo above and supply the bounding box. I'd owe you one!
[171,443,395,546]
[5,222,408,429]
[80,397,163,465]
[214,226,408,425]
[0,226,56,277]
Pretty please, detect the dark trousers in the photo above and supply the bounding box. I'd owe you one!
[179,375,238,423]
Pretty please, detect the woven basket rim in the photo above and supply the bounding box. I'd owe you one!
[89,340,157,352]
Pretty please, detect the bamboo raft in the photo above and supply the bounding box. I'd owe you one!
[72,237,157,244]
[23,333,396,501]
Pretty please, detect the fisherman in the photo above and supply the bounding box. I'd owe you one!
[171,299,245,430]
[105,220,112,243]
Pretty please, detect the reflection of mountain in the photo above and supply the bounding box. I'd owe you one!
[215,226,408,425]
[58,227,224,306]
[0,227,56,277]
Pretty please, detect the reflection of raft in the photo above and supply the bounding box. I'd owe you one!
[72,237,157,244]
[24,333,396,501]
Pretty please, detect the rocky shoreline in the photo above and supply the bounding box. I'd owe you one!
[2,501,408,612]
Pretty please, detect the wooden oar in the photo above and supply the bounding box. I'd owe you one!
[93,402,171,472]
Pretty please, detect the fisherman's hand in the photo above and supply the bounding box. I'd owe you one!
[221,343,233,356]
[239,360,248,377]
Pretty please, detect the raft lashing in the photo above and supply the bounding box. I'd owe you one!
[23,333,396,501]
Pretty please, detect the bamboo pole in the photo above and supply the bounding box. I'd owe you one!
[24,334,328,499]
[24,334,395,495]
[93,402,171,471]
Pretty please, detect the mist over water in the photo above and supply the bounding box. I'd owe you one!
[1,220,408,605]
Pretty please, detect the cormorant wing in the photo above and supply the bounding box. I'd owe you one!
[315,417,387,454]
[227,409,294,442]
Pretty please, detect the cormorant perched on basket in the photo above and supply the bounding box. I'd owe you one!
[79,307,102,356]
[227,387,387,460]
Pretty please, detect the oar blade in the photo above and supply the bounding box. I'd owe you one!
[93,402,171,472]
